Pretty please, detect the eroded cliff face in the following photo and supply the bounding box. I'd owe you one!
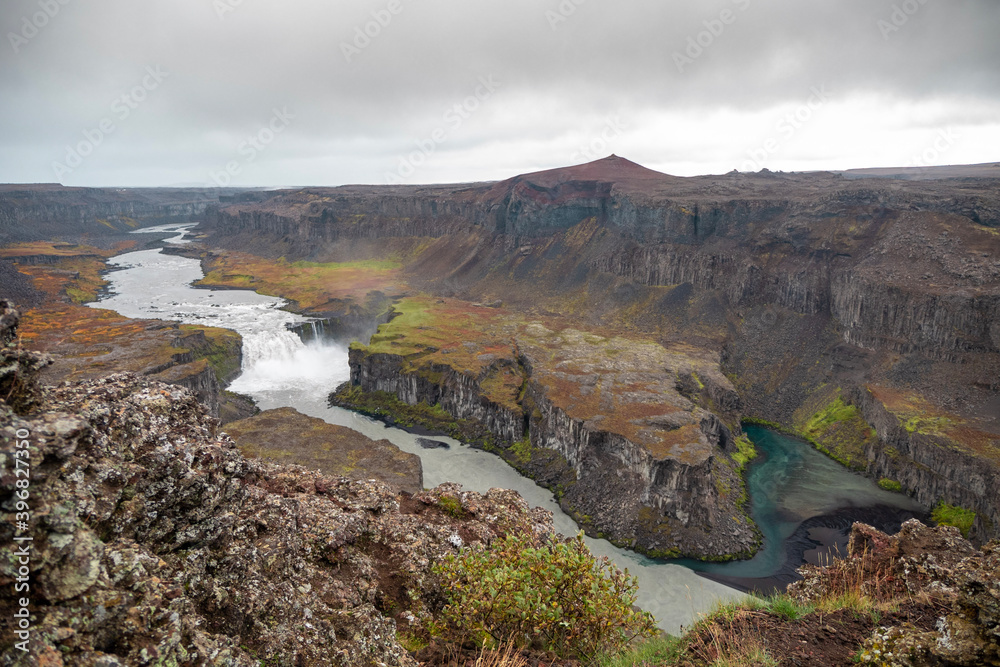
[210,164,1000,363]
[851,386,1000,543]
[0,184,235,244]
[335,301,758,560]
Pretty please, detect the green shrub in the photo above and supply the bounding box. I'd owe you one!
[931,501,976,538]
[764,596,813,621]
[509,436,533,464]
[434,532,657,660]
[877,478,902,493]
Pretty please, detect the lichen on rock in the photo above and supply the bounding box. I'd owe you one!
[790,520,1000,666]
[0,304,555,665]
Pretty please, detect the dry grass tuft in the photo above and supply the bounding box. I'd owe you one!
[473,642,530,667]
[685,612,778,667]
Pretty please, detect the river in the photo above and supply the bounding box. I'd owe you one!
[91,224,923,633]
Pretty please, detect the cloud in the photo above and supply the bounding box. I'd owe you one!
[1,0,997,186]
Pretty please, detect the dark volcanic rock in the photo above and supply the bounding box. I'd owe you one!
[0,301,51,414]
[0,353,552,665]
[224,407,423,494]
[0,261,41,308]
[790,520,1000,666]
[417,437,450,450]
[0,300,16,346]
[339,320,759,561]
[0,184,243,244]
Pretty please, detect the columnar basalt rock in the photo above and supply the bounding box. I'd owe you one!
[851,386,1000,544]
[338,308,759,560]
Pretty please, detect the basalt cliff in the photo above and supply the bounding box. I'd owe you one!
[203,157,1000,553]
[0,184,245,245]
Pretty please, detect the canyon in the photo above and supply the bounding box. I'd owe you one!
[0,302,552,664]
[3,158,999,563]
[2,158,999,663]
[0,184,247,245]
[201,157,1000,552]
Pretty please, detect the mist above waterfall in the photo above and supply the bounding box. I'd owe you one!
[230,333,350,394]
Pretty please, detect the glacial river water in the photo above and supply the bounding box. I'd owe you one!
[91,224,924,634]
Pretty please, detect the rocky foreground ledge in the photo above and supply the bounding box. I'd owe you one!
[669,520,1000,666]
[0,310,554,665]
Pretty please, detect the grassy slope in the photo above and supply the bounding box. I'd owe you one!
[197,251,404,313]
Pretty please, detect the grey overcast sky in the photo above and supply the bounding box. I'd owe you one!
[1,0,998,187]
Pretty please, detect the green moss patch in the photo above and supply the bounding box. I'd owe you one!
[197,250,404,314]
[730,434,758,473]
[877,478,903,493]
[798,396,873,471]
[179,325,243,384]
[931,501,976,537]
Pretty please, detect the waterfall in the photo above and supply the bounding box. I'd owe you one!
[291,319,332,344]
[229,329,350,395]
[240,329,306,370]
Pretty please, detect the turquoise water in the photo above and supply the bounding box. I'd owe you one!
[676,426,922,581]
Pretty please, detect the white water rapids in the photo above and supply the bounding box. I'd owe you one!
[91,224,746,633]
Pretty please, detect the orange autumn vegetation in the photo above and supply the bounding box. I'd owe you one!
[355,295,726,464]
[196,251,405,312]
[867,385,1000,463]
[9,249,237,384]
